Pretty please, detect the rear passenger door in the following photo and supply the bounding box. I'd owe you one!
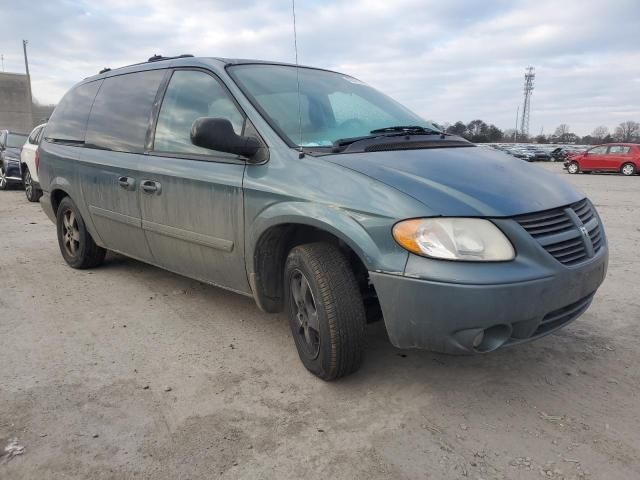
[605,145,631,171]
[79,69,167,262]
[138,69,250,293]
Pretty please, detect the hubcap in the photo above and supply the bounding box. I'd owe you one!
[569,164,578,173]
[0,170,6,188]
[622,165,633,175]
[62,209,81,257]
[290,270,320,358]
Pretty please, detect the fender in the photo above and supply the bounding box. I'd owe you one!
[247,200,409,277]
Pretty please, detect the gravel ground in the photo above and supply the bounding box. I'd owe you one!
[1,163,639,479]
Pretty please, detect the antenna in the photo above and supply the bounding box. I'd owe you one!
[291,0,303,154]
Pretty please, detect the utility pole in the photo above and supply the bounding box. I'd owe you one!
[1,54,4,72]
[514,105,519,143]
[22,40,34,128]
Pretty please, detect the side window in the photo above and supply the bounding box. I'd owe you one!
[45,81,102,142]
[608,146,630,154]
[35,126,45,143]
[85,70,165,153]
[587,146,607,155]
[28,126,42,144]
[153,70,244,155]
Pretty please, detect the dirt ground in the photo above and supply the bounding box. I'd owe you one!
[1,163,639,479]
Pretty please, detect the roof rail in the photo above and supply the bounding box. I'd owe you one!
[147,54,194,63]
[99,67,111,74]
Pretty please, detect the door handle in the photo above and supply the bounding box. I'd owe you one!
[141,180,162,195]
[118,176,136,190]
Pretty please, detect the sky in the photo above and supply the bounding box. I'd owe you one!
[0,0,638,136]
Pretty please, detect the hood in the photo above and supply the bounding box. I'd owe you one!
[324,146,583,217]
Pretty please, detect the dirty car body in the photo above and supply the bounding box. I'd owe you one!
[37,56,608,379]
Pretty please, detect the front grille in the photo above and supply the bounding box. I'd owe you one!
[515,198,604,266]
[534,293,595,336]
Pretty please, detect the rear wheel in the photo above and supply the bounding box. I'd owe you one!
[567,161,580,174]
[23,167,42,202]
[621,163,636,176]
[56,196,106,269]
[284,243,365,380]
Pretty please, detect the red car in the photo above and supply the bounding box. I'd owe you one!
[566,143,639,176]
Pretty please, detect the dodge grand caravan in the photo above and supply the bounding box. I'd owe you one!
[38,55,608,380]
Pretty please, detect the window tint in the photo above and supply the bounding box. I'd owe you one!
[154,70,244,155]
[608,145,631,154]
[45,81,102,142]
[85,70,165,153]
[587,146,607,155]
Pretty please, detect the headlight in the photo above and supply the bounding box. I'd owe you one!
[392,218,515,261]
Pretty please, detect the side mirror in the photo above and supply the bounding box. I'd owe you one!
[190,117,263,162]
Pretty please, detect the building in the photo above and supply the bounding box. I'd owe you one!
[0,72,34,133]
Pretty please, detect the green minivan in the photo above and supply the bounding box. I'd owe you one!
[38,55,608,380]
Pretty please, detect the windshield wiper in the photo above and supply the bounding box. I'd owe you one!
[332,126,446,151]
[369,125,444,135]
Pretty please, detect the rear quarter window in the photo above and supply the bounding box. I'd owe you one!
[85,70,166,153]
[45,81,102,142]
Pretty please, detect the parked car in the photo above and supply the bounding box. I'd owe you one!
[566,143,639,176]
[38,55,608,380]
[0,130,28,190]
[523,146,552,161]
[20,123,46,202]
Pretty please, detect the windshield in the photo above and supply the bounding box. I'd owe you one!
[229,64,437,147]
[7,133,28,148]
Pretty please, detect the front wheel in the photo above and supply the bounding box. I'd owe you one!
[23,167,42,202]
[621,163,636,176]
[284,243,365,380]
[56,196,106,269]
[0,167,8,190]
[567,161,580,174]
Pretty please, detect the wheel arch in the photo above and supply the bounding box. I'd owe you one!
[247,202,401,315]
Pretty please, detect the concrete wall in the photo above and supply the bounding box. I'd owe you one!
[0,72,33,133]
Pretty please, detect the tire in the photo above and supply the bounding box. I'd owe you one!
[23,167,42,202]
[56,196,106,269]
[621,163,636,176]
[0,167,8,190]
[567,161,580,174]
[284,242,365,380]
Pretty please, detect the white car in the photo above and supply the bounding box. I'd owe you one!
[20,123,46,202]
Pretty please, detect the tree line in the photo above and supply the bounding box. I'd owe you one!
[441,120,640,145]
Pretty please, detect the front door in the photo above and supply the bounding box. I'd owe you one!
[138,69,250,293]
[79,69,167,262]
[582,145,608,170]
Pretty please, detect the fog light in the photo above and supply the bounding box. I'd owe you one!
[472,331,485,348]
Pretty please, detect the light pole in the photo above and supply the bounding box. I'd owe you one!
[22,40,34,128]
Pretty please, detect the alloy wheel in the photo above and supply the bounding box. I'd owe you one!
[568,163,579,174]
[290,269,320,359]
[24,170,33,198]
[62,209,81,257]
[0,169,6,189]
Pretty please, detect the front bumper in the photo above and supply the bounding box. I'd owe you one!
[371,229,608,354]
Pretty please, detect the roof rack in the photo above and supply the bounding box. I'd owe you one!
[147,54,194,62]
[94,54,195,76]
